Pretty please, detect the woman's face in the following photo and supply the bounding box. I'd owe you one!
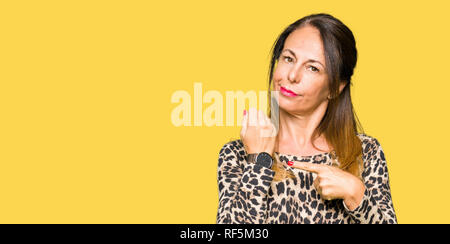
[272,25,330,115]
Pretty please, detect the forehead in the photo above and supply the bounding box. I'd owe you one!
[283,26,325,63]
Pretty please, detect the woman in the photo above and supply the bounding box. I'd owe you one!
[216,13,397,224]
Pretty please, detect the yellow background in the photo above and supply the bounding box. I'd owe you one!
[1,0,449,224]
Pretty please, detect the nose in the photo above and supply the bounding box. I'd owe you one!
[287,65,302,84]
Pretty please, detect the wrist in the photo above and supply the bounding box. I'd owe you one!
[247,152,274,168]
[247,147,274,155]
[343,178,365,211]
[248,150,273,155]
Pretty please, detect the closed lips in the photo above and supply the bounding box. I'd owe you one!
[280,86,298,96]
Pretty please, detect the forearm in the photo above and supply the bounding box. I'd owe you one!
[217,163,275,224]
[343,187,397,224]
[343,178,366,211]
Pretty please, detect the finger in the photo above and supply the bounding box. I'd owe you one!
[265,115,278,137]
[263,112,272,126]
[262,115,272,137]
[321,190,333,201]
[260,114,274,138]
[313,177,320,190]
[291,161,323,174]
[240,109,248,134]
[315,181,322,196]
[322,195,332,201]
[248,108,258,127]
[258,110,267,126]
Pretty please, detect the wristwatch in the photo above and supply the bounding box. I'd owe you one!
[247,152,274,168]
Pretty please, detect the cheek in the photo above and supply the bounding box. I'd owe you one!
[272,71,281,84]
[305,81,329,100]
[272,70,283,89]
[272,64,289,80]
[303,73,328,90]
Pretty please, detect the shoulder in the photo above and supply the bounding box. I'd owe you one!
[357,133,384,154]
[356,133,388,172]
[357,133,381,145]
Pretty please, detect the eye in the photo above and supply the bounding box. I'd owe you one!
[308,65,319,72]
[282,55,293,63]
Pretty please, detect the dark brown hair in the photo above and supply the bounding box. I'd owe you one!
[268,13,365,180]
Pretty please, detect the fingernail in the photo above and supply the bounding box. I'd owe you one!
[243,110,246,116]
[287,161,294,166]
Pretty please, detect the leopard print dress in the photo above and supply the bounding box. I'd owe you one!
[216,133,397,224]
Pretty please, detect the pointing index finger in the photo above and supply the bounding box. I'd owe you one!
[290,161,323,174]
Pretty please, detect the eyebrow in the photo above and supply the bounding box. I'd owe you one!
[282,49,325,68]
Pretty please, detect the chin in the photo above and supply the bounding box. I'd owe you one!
[278,98,299,112]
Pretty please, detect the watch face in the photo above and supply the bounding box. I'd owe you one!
[256,152,273,168]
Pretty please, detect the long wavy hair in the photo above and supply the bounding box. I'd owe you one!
[268,13,365,181]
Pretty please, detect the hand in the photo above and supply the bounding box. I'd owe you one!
[240,108,277,155]
[289,161,365,211]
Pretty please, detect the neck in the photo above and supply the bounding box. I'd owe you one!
[276,101,328,151]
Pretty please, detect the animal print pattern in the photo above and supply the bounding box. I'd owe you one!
[216,133,397,224]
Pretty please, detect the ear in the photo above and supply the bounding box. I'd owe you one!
[338,81,348,95]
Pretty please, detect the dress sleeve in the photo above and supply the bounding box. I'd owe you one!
[343,138,398,224]
[216,142,275,224]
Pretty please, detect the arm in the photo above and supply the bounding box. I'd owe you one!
[343,138,398,224]
[216,142,275,224]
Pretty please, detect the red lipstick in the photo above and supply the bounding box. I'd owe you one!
[280,86,298,97]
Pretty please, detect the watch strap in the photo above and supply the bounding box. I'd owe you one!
[246,152,273,168]
[246,153,258,164]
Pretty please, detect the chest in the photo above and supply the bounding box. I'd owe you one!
[276,139,332,157]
